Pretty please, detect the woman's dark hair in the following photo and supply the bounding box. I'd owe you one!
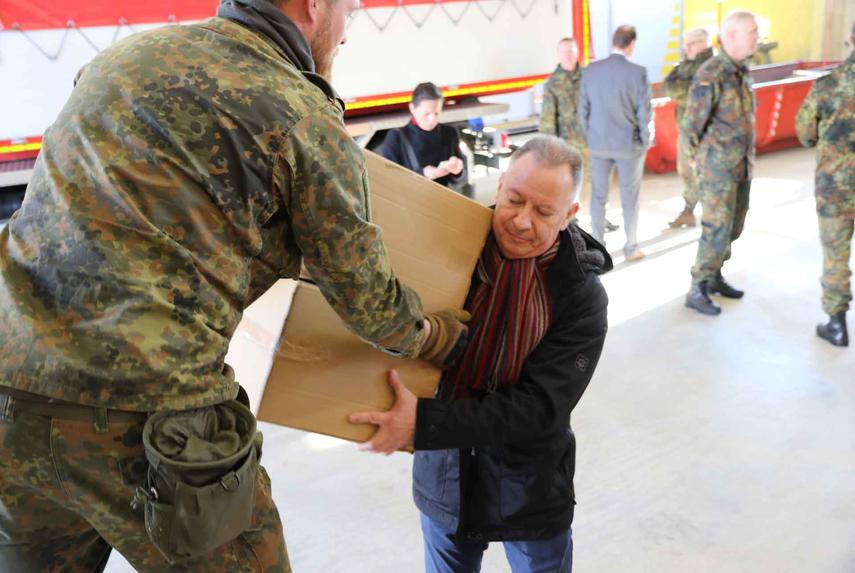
[411,82,444,107]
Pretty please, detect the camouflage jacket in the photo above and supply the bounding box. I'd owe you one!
[665,47,714,122]
[540,65,586,147]
[681,52,755,182]
[0,14,425,411]
[796,53,855,218]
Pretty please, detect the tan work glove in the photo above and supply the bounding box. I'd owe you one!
[419,309,471,369]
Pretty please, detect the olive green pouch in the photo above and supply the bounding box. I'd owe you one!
[133,400,262,563]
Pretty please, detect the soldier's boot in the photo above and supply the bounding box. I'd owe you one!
[668,207,696,228]
[685,281,722,316]
[816,312,849,347]
[605,219,620,233]
[709,272,744,299]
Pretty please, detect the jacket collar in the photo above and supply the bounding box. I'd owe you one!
[546,224,612,287]
[217,0,344,110]
[721,48,749,74]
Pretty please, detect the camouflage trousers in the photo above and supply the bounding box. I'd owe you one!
[691,178,751,284]
[819,216,854,314]
[676,134,700,211]
[0,396,291,573]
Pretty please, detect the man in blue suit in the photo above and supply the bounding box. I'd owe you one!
[580,24,651,261]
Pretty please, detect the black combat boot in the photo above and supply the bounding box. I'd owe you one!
[816,312,848,347]
[685,281,722,316]
[709,272,744,299]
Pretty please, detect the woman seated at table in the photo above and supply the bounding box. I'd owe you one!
[379,82,469,194]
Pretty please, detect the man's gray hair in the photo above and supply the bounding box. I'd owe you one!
[685,28,710,44]
[510,135,583,201]
[721,11,756,36]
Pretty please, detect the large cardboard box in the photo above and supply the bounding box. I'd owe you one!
[236,151,491,443]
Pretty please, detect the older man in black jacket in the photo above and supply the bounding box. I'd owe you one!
[351,135,611,572]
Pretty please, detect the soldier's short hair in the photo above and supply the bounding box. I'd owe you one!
[721,11,756,36]
[510,136,583,202]
[558,37,577,47]
[411,82,443,107]
[612,25,637,49]
[685,28,710,44]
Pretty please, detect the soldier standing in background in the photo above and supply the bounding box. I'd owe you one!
[682,11,759,316]
[541,37,619,233]
[0,0,468,570]
[666,28,714,228]
[796,21,855,347]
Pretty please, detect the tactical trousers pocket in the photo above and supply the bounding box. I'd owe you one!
[135,400,261,564]
[140,445,259,563]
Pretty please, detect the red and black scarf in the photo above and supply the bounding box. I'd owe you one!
[441,232,560,400]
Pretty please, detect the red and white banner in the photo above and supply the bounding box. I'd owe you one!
[0,0,472,31]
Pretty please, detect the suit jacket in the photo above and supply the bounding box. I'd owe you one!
[579,53,652,157]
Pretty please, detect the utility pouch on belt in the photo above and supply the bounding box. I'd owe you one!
[132,399,262,563]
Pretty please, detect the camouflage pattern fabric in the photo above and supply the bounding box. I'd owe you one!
[0,403,290,572]
[690,179,750,285]
[665,47,713,210]
[796,52,855,219]
[818,217,853,314]
[540,65,586,149]
[682,52,754,284]
[676,133,700,211]
[681,52,755,184]
[665,47,714,123]
[539,65,591,194]
[0,16,424,412]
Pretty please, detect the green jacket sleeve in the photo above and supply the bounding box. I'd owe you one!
[795,83,819,148]
[284,110,426,357]
[680,72,716,162]
[539,81,558,136]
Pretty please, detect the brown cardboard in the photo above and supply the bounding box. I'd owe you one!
[254,150,492,443]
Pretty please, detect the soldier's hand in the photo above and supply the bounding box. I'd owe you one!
[419,309,471,369]
[349,370,417,455]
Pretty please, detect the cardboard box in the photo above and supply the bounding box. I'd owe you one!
[248,151,492,443]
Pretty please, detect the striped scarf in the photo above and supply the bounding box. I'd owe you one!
[441,233,560,400]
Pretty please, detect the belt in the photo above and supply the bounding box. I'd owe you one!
[0,386,148,424]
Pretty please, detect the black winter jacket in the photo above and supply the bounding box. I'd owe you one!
[413,225,611,542]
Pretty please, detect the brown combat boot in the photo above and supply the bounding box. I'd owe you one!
[668,207,696,228]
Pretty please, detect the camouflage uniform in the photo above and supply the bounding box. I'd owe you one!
[681,52,755,285]
[0,5,424,570]
[540,65,591,194]
[665,47,714,211]
[796,52,855,315]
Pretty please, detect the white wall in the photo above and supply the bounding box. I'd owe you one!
[0,24,163,141]
[331,0,574,101]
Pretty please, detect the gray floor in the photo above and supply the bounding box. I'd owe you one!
[107,147,854,572]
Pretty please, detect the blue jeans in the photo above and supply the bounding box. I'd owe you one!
[420,513,572,573]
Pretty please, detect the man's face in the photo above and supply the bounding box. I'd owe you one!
[726,17,759,61]
[557,40,579,71]
[492,153,579,260]
[409,99,443,131]
[683,36,707,60]
[312,0,359,80]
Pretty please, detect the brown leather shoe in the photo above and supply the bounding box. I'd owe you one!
[668,208,696,228]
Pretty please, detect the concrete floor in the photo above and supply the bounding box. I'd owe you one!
[106,146,854,572]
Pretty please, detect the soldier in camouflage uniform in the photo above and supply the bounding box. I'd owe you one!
[682,12,759,316]
[0,0,468,570]
[796,22,855,347]
[665,29,714,228]
[540,39,586,156]
[540,38,619,233]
